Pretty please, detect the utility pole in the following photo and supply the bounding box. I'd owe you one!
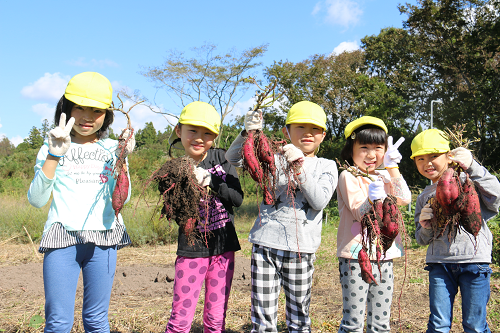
[430,100,442,129]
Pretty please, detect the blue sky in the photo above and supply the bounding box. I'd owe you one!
[0,0,415,146]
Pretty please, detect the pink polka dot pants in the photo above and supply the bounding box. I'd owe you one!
[165,251,235,333]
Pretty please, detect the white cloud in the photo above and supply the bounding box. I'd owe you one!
[66,57,119,68]
[331,41,360,55]
[313,0,363,29]
[21,73,69,102]
[10,135,24,147]
[32,103,55,122]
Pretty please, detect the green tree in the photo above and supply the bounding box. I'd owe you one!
[141,43,268,146]
[135,122,158,148]
[399,0,500,167]
[24,126,44,149]
[0,136,14,158]
[40,119,52,140]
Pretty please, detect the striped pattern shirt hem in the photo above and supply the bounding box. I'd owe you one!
[38,222,131,253]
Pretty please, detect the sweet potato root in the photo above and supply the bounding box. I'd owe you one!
[358,248,377,285]
[380,196,401,252]
[112,167,129,217]
[436,167,460,215]
[457,173,482,236]
[243,130,263,183]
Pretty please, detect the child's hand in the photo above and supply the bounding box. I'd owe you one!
[449,147,473,170]
[383,136,404,168]
[244,109,263,132]
[282,144,305,165]
[194,167,211,187]
[119,129,136,157]
[368,180,387,203]
[48,113,75,157]
[419,203,433,229]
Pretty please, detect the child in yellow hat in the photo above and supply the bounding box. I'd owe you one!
[225,101,338,332]
[411,128,500,333]
[336,115,411,333]
[27,72,135,332]
[164,101,243,333]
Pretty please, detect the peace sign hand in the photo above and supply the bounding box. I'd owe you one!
[48,113,75,157]
[383,136,405,168]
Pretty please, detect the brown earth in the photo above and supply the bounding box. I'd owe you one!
[1,243,499,332]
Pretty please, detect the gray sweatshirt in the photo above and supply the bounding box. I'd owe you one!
[414,160,500,263]
[226,133,338,253]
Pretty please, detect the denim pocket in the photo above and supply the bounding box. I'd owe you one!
[475,263,492,275]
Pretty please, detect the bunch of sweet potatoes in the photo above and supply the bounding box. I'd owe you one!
[431,165,482,239]
[359,195,403,284]
[243,130,276,205]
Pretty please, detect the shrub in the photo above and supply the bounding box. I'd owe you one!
[489,216,500,265]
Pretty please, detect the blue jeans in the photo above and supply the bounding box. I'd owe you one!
[43,244,117,333]
[425,263,492,333]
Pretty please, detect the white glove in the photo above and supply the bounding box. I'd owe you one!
[119,129,136,157]
[282,144,305,165]
[48,113,75,157]
[419,203,433,229]
[244,109,263,132]
[449,147,473,170]
[194,167,211,187]
[368,180,387,203]
[383,136,404,168]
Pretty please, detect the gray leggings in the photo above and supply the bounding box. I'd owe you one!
[338,258,394,333]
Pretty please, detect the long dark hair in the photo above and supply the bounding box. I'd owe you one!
[54,96,114,140]
[340,125,388,165]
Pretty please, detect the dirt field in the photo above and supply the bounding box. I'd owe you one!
[1,241,499,332]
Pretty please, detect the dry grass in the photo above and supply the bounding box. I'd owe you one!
[1,219,499,332]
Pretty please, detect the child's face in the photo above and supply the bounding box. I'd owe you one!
[176,124,216,162]
[282,123,325,157]
[352,141,385,174]
[414,152,451,184]
[70,104,106,143]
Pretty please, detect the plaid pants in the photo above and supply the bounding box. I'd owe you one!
[251,244,316,333]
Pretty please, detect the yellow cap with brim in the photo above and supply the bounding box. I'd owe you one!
[344,116,388,139]
[169,101,221,150]
[410,128,450,159]
[285,101,327,130]
[64,72,113,109]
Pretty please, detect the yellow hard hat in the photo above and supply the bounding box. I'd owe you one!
[344,116,388,139]
[285,101,326,130]
[64,72,113,109]
[169,101,221,150]
[410,129,450,159]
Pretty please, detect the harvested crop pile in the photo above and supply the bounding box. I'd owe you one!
[430,165,482,240]
[360,195,404,284]
[153,157,204,242]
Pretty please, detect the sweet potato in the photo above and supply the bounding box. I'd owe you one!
[112,167,129,217]
[257,134,276,173]
[243,130,263,183]
[436,167,460,215]
[380,196,401,252]
[457,173,482,237]
[358,248,377,285]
